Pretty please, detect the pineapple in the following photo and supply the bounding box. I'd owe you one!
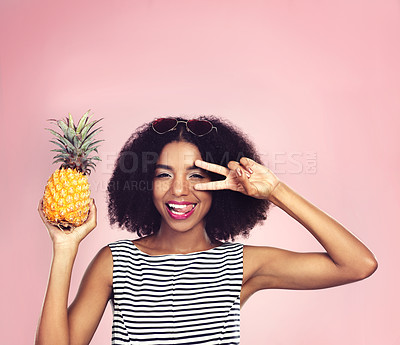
[42,111,103,230]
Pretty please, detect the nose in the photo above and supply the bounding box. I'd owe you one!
[171,175,189,197]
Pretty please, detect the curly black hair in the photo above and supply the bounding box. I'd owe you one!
[107,115,271,242]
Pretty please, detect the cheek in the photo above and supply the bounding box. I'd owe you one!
[152,181,166,214]
[200,191,213,210]
[153,180,171,199]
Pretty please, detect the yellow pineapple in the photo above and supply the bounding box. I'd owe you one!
[42,111,103,230]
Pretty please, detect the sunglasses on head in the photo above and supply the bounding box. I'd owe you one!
[152,118,218,137]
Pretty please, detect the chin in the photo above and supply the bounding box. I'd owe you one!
[165,219,204,233]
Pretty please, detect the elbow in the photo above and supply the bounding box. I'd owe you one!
[351,254,378,281]
[364,255,378,278]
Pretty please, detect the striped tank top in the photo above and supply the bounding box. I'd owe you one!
[108,239,243,345]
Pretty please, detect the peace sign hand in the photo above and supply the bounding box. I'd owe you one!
[194,157,280,200]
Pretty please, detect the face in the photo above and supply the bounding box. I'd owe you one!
[152,141,212,234]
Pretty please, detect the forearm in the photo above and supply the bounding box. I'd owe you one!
[35,246,78,345]
[268,182,377,276]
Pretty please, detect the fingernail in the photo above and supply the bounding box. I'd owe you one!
[248,167,253,173]
[236,168,242,176]
[246,172,251,178]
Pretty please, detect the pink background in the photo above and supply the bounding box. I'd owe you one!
[1,1,399,344]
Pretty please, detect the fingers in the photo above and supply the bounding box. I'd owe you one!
[228,160,252,178]
[234,165,257,196]
[194,180,228,191]
[62,199,97,243]
[230,157,258,196]
[196,157,255,177]
[83,198,97,229]
[195,160,230,177]
[228,157,254,171]
[38,198,55,229]
[194,157,257,193]
[38,198,44,218]
[239,157,255,174]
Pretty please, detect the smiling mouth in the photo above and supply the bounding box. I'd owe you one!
[166,203,197,215]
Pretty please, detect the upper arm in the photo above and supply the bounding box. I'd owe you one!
[243,245,369,292]
[68,246,113,345]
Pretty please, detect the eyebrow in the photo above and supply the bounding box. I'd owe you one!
[155,164,203,171]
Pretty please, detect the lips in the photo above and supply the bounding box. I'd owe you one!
[165,201,197,220]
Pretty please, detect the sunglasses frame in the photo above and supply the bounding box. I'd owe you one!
[152,118,218,137]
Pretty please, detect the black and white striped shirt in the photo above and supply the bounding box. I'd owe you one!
[108,240,243,345]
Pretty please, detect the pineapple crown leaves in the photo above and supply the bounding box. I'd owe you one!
[46,110,104,174]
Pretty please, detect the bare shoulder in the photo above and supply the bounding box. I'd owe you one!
[94,245,113,264]
[242,245,297,284]
[241,245,282,304]
[97,244,113,259]
[84,245,113,288]
[243,244,280,261]
[243,245,272,283]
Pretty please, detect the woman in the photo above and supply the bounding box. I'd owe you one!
[36,116,377,345]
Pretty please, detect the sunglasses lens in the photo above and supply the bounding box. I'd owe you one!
[152,118,177,134]
[187,120,213,136]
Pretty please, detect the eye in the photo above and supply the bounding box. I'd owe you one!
[155,172,171,178]
[189,173,206,179]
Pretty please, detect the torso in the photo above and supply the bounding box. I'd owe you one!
[109,239,243,344]
[131,236,261,308]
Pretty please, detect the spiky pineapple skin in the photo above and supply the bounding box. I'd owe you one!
[43,168,90,228]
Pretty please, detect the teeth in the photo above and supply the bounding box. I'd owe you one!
[168,203,189,209]
[166,203,196,215]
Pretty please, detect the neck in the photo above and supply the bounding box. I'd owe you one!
[153,221,217,254]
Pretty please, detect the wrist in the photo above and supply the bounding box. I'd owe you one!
[52,242,79,257]
[267,181,288,206]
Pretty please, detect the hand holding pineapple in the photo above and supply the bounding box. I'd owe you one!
[41,111,103,231]
[38,198,97,249]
